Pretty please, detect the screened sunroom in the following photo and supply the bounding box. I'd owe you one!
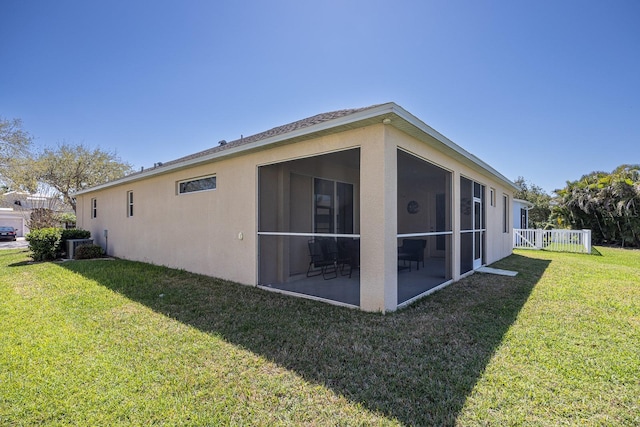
[257,147,454,309]
[396,149,453,306]
[257,148,362,307]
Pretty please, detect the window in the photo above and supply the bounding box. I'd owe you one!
[313,178,353,234]
[91,198,97,219]
[178,175,216,194]
[503,194,509,233]
[490,188,496,206]
[127,191,134,217]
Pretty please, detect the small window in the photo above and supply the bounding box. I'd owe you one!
[503,194,509,233]
[91,198,97,219]
[473,182,482,199]
[178,175,217,194]
[127,191,134,217]
[490,188,496,206]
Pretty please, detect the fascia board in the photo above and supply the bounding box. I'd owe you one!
[389,104,519,192]
[514,198,535,209]
[74,103,399,196]
[74,102,517,195]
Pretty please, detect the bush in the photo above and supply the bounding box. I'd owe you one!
[61,228,91,249]
[26,228,63,261]
[25,228,93,260]
[74,244,104,260]
[56,212,77,226]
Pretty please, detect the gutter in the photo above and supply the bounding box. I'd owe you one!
[74,102,518,195]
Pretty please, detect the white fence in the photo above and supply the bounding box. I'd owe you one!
[513,229,592,254]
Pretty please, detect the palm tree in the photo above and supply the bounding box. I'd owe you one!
[552,165,640,247]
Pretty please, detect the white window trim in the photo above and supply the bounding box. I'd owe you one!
[127,191,134,217]
[503,194,509,233]
[177,174,217,195]
[91,198,97,219]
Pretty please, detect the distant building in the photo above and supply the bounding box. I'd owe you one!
[0,191,72,235]
[513,198,534,229]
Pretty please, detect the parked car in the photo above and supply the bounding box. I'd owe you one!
[0,226,17,241]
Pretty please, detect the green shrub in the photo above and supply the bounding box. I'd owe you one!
[61,228,91,247]
[56,212,77,226]
[61,228,91,240]
[26,228,63,261]
[74,244,104,260]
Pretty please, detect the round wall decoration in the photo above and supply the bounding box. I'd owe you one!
[407,200,420,214]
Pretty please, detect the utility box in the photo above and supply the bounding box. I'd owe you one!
[66,239,94,259]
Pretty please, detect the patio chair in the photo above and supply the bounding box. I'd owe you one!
[337,238,360,278]
[397,239,426,271]
[307,238,338,280]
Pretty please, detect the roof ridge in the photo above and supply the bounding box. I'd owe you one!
[155,104,384,168]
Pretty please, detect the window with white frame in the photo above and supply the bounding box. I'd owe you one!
[490,188,496,206]
[503,194,509,233]
[178,175,217,194]
[91,198,97,219]
[127,191,134,217]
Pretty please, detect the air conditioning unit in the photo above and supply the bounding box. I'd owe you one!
[66,239,94,259]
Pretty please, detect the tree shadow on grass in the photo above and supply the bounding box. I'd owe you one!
[60,253,550,426]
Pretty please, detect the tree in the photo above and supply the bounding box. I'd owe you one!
[29,208,58,230]
[552,165,640,247]
[1,120,132,214]
[513,177,552,229]
[0,117,32,176]
[32,143,134,212]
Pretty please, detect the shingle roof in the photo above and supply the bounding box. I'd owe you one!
[159,105,382,168]
[73,102,519,195]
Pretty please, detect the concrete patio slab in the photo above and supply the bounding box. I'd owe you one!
[477,266,518,277]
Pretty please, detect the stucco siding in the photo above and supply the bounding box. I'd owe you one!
[75,110,515,311]
[77,125,380,287]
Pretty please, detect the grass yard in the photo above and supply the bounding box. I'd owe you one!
[1,247,638,426]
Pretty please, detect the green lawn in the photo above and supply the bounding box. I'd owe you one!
[1,247,638,426]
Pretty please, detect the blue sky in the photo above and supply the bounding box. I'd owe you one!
[1,0,638,193]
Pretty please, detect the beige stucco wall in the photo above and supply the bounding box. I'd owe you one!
[77,126,376,288]
[77,122,514,312]
[359,126,397,312]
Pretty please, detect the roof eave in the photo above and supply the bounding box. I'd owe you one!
[514,198,535,208]
[388,104,519,192]
[74,102,518,195]
[74,103,399,195]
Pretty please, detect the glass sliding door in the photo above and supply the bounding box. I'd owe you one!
[314,179,354,235]
[336,181,354,235]
[314,178,334,233]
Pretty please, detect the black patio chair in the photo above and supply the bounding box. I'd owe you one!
[307,238,338,280]
[397,239,426,271]
[337,238,360,278]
